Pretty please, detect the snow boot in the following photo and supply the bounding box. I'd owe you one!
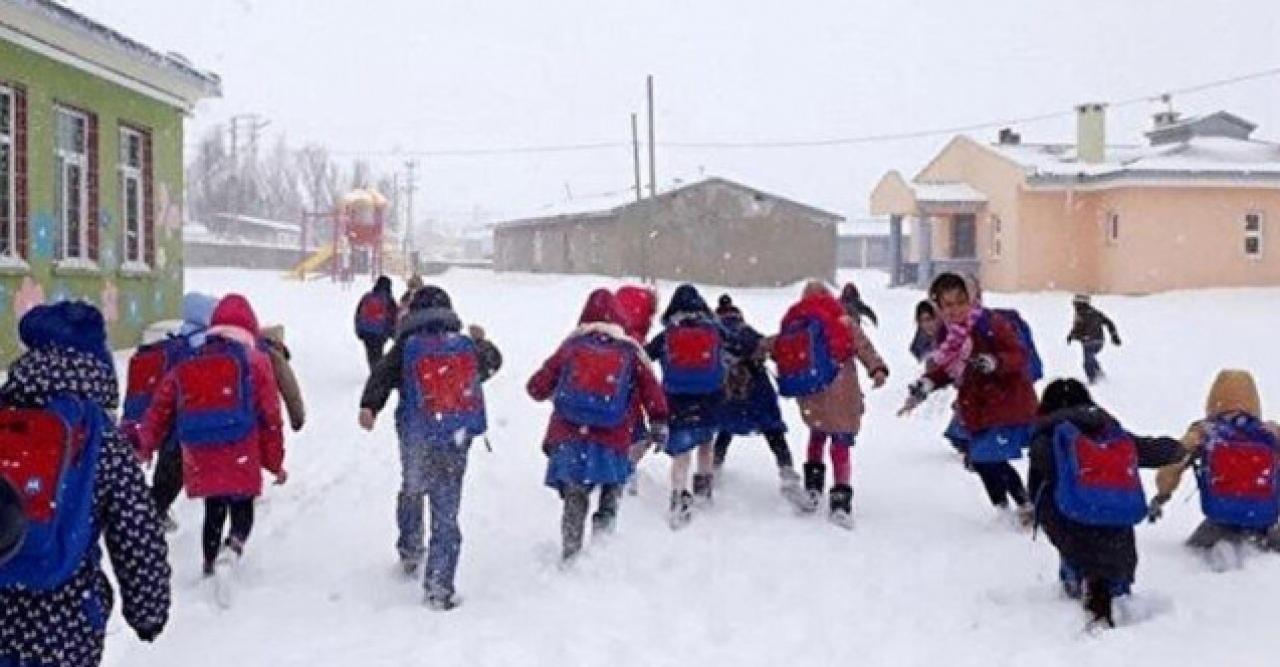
[1084,577,1115,629]
[591,508,617,536]
[800,462,825,513]
[400,557,422,577]
[668,490,693,530]
[692,473,714,506]
[779,466,808,509]
[829,484,854,529]
[425,592,459,612]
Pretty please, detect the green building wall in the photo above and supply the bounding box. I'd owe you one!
[0,37,185,363]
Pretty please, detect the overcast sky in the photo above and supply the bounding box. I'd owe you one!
[67,0,1280,227]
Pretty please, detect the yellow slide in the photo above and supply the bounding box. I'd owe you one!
[288,243,335,280]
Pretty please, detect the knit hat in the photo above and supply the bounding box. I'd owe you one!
[180,292,218,332]
[373,275,392,293]
[18,301,113,370]
[715,294,742,319]
[578,289,626,327]
[409,285,453,312]
[661,283,711,324]
[1038,378,1094,415]
[1205,369,1261,418]
[0,477,24,566]
[210,294,261,336]
[1073,294,1091,305]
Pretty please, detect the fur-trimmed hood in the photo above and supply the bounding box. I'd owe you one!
[566,321,653,365]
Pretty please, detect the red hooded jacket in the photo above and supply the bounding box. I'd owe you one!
[615,285,657,345]
[528,289,669,455]
[140,294,285,498]
[925,309,1039,432]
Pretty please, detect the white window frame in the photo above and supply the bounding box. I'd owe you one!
[990,214,1003,260]
[55,106,90,263]
[118,125,147,269]
[0,85,16,261]
[1245,211,1264,259]
[1106,210,1120,246]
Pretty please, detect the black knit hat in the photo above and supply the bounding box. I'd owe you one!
[0,477,25,566]
[409,285,453,312]
[1039,378,1094,416]
[715,294,741,318]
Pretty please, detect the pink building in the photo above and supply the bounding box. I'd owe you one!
[871,107,1280,294]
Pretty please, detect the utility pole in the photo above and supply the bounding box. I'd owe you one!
[631,112,642,202]
[227,114,270,218]
[403,159,417,256]
[646,75,656,198]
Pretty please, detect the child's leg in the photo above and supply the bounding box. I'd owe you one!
[423,447,468,602]
[670,451,693,493]
[561,484,591,559]
[201,498,229,567]
[396,441,429,564]
[151,444,184,518]
[970,462,1011,507]
[1000,463,1029,506]
[226,498,255,550]
[594,484,621,532]
[807,431,828,464]
[712,432,733,468]
[829,433,854,486]
[695,441,716,475]
[1083,341,1103,383]
[763,429,795,469]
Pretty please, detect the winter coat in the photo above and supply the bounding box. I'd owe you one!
[360,306,503,428]
[1067,304,1119,346]
[529,325,669,456]
[1027,406,1181,582]
[925,309,1038,433]
[0,346,170,667]
[355,281,398,342]
[260,325,306,432]
[139,297,286,499]
[717,313,785,435]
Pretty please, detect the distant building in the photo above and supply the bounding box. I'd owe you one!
[0,0,220,359]
[871,107,1280,294]
[493,177,841,287]
[837,217,906,270]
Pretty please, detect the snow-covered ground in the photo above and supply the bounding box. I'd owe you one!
[104,268,1280,667]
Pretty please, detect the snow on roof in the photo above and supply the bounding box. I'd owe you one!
[988,135,1280,182]
[839,218,892,237]
[215,214,302,234]
[910,182,988,203]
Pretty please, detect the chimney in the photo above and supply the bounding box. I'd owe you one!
[1075,103,1107,164]
[1152,110,1181,129]
[997,128,1021,145]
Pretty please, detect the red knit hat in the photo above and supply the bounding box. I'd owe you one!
[578,289,626,327]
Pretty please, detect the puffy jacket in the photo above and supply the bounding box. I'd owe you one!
[261,325,305,432]
[926,309,1038,432]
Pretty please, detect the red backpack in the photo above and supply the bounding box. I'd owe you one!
[355,293,393,339]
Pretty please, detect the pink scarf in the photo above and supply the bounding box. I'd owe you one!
[929,306,982,384]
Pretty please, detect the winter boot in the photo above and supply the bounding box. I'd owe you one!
[1084,577,1115,629]
[779,466,807,509]
[692,473,714,506]
[829,484,854,530]
[400,557,422,577]
[800,462,826,513]
[668,490,693,530]
[425,591,459,612]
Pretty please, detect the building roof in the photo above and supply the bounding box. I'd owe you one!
[493,176,844,231]
[910,182,988,204]
[215,214,301,234]
[0,0,221,109]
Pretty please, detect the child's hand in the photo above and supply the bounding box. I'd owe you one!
[1146,493,1170,523]
[468,324,486,341]
[871,369,888,389]
[358,408,376,431]
[274,470,289,486]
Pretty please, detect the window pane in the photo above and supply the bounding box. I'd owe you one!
[1246,236,1260,255]
[0,92,9,138]
[125,177,139,260]
[130,134,142,168]
[1246,214,1260,232]
[66,164,81,258]
[0,141,9,256]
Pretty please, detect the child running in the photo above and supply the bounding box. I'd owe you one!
[1067,294,1121,385]
[614,283,660,494]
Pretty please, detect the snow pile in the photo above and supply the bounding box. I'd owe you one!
[104,268,1280,666]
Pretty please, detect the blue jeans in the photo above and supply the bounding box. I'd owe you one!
[397,440,469,598]
[1082,340,1104,383]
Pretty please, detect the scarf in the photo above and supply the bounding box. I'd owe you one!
[929,306,982,384]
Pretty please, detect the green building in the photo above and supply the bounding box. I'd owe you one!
[0,0,219,361]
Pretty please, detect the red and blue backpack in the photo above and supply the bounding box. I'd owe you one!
[1051,420,1147,527]
[1195,413,1280,530]
[355,292,395,339]
[660,321,725,395]
[0,395,104,590]
[173,336,256,448]
[399,334,487,444]
[977,309,1044,383]
[553,335,636,428]
[122,333,199,428]
[773,317,839,397]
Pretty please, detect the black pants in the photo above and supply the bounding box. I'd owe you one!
[202,497,255,565]
[151,444,184,517]
[362,337,388,372]
[561,484,621,560]
[972,461,1028,507]
[713,429,793,468]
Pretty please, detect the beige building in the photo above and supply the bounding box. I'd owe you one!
[871,108,1280,294]
[493,177,841,287]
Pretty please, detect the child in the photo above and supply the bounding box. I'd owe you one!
[260,324,306,433]
[909,300,942,363]
[139,294,287,579]
[359,286,502,609]
[839,282,878,327]
[713,295,803,505]
[1,302,170,666]
[901,272,1039,524]
[527,289,668,560]
[645,284,725,529]
[355,275,399,371]
[1027,379,1181,628]
[775,281,887,528]
[615,284,659,492]
[1149,370,1280,562]
[1067,294,1121,385]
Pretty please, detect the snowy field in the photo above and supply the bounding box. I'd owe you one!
[103,268,1280,667]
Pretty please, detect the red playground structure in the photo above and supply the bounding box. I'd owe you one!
[293,188,389,282]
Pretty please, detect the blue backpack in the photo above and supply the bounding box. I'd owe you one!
[0,396,104,591]
[399,334,487,444]
[173,337,256,448]
[554,336,636,428]
[1052,420,1146,527]
[355,292,395,339]
[773,317,838,397]
[660,321,725,395]
[979,308,1043,382]
[1195,413,1280,530]
[122,333,199,426]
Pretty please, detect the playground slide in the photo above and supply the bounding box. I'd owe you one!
[289,243,335,279]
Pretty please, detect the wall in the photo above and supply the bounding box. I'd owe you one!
[838,235,892,268]
[0,38,185,361]
[185,241,304,271]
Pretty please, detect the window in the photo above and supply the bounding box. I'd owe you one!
[119,125,153,268]
[951,214,976,259]
[0,83,25,261]
[990,214,1003,259]
[1106,211,1120,245]
[55,106,97,263]
[1245,212,1263,258]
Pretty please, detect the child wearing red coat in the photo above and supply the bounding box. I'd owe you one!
[140,294,288,575]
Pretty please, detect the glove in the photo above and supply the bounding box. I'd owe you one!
[649,423,669,453]
[468,324,487,341]
[1146,493,1170,523]
[1111,335,1122,347]
[968,354,998,374]
[135,624,163,642]
[899,378,933,416]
